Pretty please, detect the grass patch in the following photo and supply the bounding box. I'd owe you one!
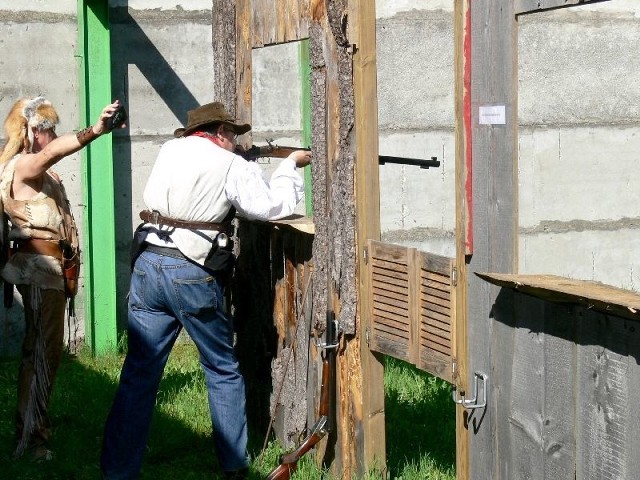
[0,343,455,479]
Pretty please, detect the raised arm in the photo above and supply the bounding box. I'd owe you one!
[14,100,125,182]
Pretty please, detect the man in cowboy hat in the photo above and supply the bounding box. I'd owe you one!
[101,102,311,480]
[0,96,124,461]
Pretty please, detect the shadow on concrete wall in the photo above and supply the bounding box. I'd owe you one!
[110,4,202,329]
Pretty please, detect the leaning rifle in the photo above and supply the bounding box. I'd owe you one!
[264,310,339,480]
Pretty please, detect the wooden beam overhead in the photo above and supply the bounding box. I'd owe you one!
[515,0,610,16]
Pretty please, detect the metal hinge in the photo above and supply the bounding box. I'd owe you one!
[451,266,457,287]
[363,246,369,265]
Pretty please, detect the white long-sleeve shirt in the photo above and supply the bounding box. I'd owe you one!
[142,135,304,265]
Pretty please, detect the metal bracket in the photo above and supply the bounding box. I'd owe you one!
[452,372,488,409]
[314,319,340,350]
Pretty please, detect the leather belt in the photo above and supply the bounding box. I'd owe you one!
[140,210,232,233]
[14,238,63,258]
[143,243,188,260]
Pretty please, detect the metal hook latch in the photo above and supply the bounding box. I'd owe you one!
[452,372,488,409]
[314,320,340,350]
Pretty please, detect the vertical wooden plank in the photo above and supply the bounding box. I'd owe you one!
[408,247,421,366]
[505,297,578,479]
[236,0,252,138]
[541,302,576,480]
[298,235,319,439]
[286,0,301,42]
[493,291,577,480]
[455,0,473,257]
[261,0,276,45]
[298,0,310,38]
[309,0,328,338]
[623,316,640,479]
[275,0,287,43]
[453,0,472,478]
[490,288,516,480]
[309,0,342,474]
[308,0,381,475]
[464,1,519,480]
[508,294,545,480]
[575,308,640,480]
[325,1,350,475]
[252,0,265,48]
[351,0,386,477]
[269,227,288,441]
[213,0,237,109]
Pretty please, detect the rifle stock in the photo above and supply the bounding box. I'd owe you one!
[265,420,327,480]
[264,329,334,480]
[238,143,310,161]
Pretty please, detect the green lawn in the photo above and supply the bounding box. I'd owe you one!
[0,342,455,479]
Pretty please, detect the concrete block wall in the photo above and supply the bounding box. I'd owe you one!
[375,1,640,291]
[518,3,640,290]
[0,1,82,356]
[376,2,457,258]
[109,2,216,330]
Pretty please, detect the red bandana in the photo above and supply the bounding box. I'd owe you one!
[190,131,218,145]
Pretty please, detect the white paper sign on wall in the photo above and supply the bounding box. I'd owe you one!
[479,105,506,125]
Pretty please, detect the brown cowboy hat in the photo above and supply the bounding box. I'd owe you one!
[174,102,251,138]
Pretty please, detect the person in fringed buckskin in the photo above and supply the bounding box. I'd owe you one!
[0,96,125,461]
[100,102,311,480]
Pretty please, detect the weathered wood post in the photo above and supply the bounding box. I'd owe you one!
[212,1,386,477]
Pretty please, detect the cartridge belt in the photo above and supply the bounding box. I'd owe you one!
[139,210,232,233]
[13,238,63,258]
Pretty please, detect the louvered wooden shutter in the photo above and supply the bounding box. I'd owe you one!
[367,240,455,382]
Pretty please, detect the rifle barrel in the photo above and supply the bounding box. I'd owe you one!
[379,155,440,169]
[243,145,440,170]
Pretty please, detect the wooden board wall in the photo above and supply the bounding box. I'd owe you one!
[492,288,640,480]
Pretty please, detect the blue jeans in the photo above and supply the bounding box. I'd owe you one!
[101,250,249,479]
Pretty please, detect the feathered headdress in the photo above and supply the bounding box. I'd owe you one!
[0,96,59,163]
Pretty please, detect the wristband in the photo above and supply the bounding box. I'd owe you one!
[76,126,99,146]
